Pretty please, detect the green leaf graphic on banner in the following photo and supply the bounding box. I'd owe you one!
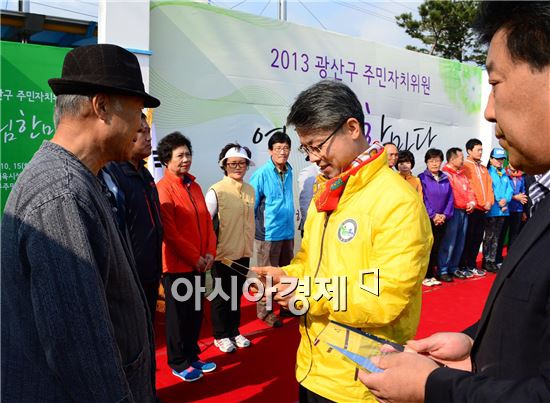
[439,59,482,114]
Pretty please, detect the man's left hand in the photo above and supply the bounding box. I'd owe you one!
[358,352,439,403]
[272,277,298,309]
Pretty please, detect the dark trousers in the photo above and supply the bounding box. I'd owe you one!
[163,272,205,372]
[438,208,468,276]
[508,212,524,247]
[460,209,486,268]
[210,257,249,339]
[141,280,160,326]
[299,385,336,403]
[497,212,524,263]
[496,216,509,265]
[427,221,446,278]
[483,216,507,264]
[255,239,294,319]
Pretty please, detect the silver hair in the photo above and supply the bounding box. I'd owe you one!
[53,94,124,127]
[53,94,91,128]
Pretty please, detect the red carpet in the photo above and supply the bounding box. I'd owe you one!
[155,273,496,402]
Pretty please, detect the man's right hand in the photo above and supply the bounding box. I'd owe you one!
[251,266,286,285]
[405,332,473,371]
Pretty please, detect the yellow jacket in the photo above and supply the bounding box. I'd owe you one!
[283,151,432,402]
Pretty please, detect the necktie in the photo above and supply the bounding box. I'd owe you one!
[529,180,549,215]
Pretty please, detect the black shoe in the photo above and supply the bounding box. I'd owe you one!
[263,313,283,328]
[484,262,499,273]
[439,274,454,282]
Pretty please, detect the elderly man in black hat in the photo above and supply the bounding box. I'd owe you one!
[1,44,160,402]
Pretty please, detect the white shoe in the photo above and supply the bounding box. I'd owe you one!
[422,278,435,287]
[232,334,251,348]
[214,338,236,353]
[471,268,487,277]
[430,277,442,285]
[422,277,441,287]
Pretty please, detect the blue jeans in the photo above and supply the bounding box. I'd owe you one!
[438,208,468,275]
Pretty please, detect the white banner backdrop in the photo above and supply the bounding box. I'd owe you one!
[150,0,489,201]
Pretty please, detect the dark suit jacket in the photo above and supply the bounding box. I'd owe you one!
[425,194,550,402]
[104,160,163,284]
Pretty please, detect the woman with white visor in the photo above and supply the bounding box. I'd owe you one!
[205,144,256,353]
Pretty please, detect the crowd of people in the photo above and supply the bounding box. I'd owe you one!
[2,1,549,402]
[385,139,531,286]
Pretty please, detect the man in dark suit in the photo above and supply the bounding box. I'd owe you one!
[359,2,550,401]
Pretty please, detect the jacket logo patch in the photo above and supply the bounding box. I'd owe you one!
[337,219,357,243]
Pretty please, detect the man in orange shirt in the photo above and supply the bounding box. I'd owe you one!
[441,147,476,279]
[460,138,494,275]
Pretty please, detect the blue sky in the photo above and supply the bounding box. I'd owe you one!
[210,0,422,49]
[3,0,422,49]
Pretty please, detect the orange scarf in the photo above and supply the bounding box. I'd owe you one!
[506,167,523,178]
[313,143,384,212]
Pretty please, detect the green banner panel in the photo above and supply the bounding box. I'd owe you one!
[0,41,70,211]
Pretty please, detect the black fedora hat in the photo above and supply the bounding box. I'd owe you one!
[48,44,160,108]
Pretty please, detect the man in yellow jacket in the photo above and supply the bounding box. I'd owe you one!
[253,80,432,402]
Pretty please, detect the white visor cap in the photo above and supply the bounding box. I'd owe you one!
[219,147,255,167]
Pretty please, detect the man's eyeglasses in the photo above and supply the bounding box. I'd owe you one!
[272,146,290,154]
[226,161,248,169]
[298,118,348,156]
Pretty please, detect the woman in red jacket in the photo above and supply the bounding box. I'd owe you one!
[157,132,217,383]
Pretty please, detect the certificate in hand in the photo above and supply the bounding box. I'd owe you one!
[315,320,404,373]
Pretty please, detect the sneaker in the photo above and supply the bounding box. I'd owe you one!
[214,338,236,353]
[470,268,487,277]
[438,274,454,282]
[232,334,251,348]
[453,270,467,279]
[461,268,474,278]
[191,360,216,373]
[172,367,203,382]
[422,277,440,286]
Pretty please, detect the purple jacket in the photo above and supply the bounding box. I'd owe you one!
[419,169,454,219]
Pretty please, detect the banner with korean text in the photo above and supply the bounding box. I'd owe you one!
[0,42,69,211]
[150,1,485,206]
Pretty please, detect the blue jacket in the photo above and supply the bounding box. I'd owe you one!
[250,158,295,241]
[418,170,454,220]
[487,165,514,217]
[508,174,526,213]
